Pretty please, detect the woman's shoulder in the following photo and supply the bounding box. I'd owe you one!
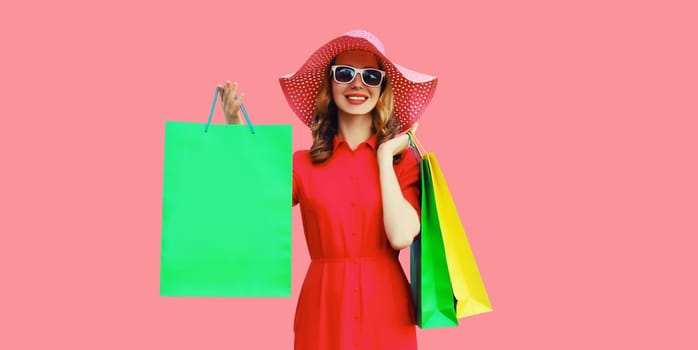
[293,149,310,160]
[396,148,420,168]
[293,149,312,170]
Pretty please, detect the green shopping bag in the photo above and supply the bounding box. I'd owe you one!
[410,150,458,328]
[160,93,292,297]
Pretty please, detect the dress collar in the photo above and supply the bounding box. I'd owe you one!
[333,133,378,151]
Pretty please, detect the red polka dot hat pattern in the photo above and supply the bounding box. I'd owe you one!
[279,30,438,133]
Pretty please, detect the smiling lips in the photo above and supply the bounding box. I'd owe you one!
[346,94,368,104]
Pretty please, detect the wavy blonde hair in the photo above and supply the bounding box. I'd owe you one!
[309,57,399,164]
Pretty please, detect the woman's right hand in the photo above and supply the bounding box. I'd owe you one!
[217,80,245,125]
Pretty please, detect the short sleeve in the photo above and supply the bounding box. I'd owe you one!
[396,149,421,216]
[292,170,300,206]
[292,150,307,207]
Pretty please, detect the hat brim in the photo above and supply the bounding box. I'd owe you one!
[279,31,437,133]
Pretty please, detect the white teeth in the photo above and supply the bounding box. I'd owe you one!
[347,96,367,101]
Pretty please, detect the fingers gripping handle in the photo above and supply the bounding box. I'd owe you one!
[205,86,256,134]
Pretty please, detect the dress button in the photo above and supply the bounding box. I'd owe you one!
[353,314,359,320]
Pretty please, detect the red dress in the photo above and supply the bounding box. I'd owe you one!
[292,134,421,350]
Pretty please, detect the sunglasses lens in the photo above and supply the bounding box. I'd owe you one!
[362,69,383,86]
[334,66,356,83]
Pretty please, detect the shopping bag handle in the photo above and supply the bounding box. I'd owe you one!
[407,130,427,162]
[205,87,256,134]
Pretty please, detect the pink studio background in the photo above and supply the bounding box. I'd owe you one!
[1,0,696,349]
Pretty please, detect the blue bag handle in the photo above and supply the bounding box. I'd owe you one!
[205,87,255,134]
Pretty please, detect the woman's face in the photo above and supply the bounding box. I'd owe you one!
[331,50,382,118]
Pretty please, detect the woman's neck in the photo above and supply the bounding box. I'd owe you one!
[337,113,373,150]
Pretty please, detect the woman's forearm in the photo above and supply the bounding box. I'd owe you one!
[377,150,420,250]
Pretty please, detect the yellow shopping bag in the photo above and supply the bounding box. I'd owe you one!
[409,132,493,319]
[426,154,492,318]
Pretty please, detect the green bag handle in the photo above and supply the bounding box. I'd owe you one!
[205,87,256,134]
[407,131,422,164]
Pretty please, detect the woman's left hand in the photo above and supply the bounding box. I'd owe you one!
[377,123,418,162]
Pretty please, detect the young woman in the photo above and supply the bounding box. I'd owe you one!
[218,30,438,350]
